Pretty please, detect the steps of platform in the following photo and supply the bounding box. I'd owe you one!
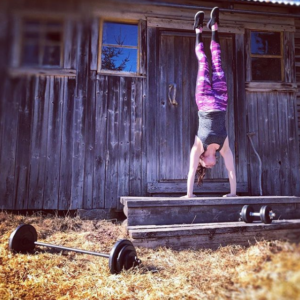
[120,196,300,226]
[127,219,300,250]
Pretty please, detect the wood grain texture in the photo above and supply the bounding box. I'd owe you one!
[128,220,300,250]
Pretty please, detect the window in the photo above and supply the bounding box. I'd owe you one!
[21,19,63,67]
[100,21,139,73]
[250,31,283,81]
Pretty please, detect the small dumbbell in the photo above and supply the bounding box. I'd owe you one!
[240,205,276,224]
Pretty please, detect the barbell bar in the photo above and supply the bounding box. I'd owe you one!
[240,205,276,224]
[8,224,141,274]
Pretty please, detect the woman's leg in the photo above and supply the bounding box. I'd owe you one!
[210,25,228,111]
[195,31,215,111]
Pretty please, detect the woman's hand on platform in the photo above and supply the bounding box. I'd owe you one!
[180,194,197,198]
[223,193,237,197]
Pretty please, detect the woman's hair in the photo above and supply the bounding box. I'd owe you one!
[196,161,206,186]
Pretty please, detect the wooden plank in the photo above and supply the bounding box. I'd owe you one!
[71,20,89,209]
[131,228,300,250]
[0,78,21,209]
[284,32,296,84]
[129,220,300,238]
[9,68,77,78]
[83,72,96,209]
[128,220,300,250]
[141,78,148,196]
[146,27,158,185]
[63,18,78,69]
[267,93,280,195]
[173,35,184,179]
[121,196,300,207]
[245,29,251,82]
[28,76,48,209]
[277,94,290,196]
[287,93,300,195]
[235,34,248,185]
[59,77,76,210]
[147,181,248,194]
[245,82,297,92]
[14,77,34,209]
[105,76,120,209]
[158,33,172,180]
[92,75,107,209]
[117,77,131,210]
[139,19,147,76]
[43,77,63,210]
[129,78,143,199]
[90,18,99,71]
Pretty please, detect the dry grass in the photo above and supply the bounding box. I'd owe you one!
[1,211,300,300]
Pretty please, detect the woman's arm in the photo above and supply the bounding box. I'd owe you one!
[220,137,237,197]
[182,136,204,198]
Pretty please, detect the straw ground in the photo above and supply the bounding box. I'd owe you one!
[1,211,300,300]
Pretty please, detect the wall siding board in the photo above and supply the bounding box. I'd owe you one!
[105,76,120,209]
[139,20,147,76]
[235,33,248,185]
[146,27,158,186]
[247,92,260,196]
[287,93,300,195]
[118,77,131,210]
[129,78,143,199]
[71,20,89,209]
[173,35,184,178]
[267,93,280,195]
[15,77,34,209]
[28,76,48,209]
[277,94,290,195]
[59,77,76,210]
[0,78,20,209]
[90,18,99,71]
[93,76,107,209]
[43,77,63,210]
[83,72,96,209]
[64,19,78,69]
[284,32,296,84]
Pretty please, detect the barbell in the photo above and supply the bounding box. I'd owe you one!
[240,205,276,224]
[8,224,141,274]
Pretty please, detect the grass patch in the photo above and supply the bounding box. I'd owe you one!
[1,211,300,300]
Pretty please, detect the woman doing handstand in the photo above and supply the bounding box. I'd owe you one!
[183,7,237,198]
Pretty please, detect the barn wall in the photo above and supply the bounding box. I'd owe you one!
[0,10,146,210]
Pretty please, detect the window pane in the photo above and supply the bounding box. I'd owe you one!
[251,58,281,81]
[101,46,137,72]
[24,31,39,40]
[45,31,61,43]
[23,20,41,31]
[251,32,281,55]
[42,45,61,66]
[102,22,138,46]
[22,44,39,66]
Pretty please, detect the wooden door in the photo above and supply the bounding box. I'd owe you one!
[147,29,247,195]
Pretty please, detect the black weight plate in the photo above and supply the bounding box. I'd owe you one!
[116,244,137,273]
[241,205,254,223]
[9,224,37,253]
[109,239,133,274]
[260,205,272,224]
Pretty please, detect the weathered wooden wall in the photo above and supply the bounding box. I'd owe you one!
[0,12,146,210]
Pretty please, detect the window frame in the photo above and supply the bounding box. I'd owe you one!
[249,30,284,82]
[98,18,140,76]
[19,16,65,69]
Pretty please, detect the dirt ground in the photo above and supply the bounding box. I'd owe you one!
[1,211,300,300]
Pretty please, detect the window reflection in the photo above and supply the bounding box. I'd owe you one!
[250,31,282,81]
[101,21,138,73]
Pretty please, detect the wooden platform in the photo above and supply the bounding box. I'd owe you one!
[121,196,300,249]
[128,220,300,250]
[121,196,300,226]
